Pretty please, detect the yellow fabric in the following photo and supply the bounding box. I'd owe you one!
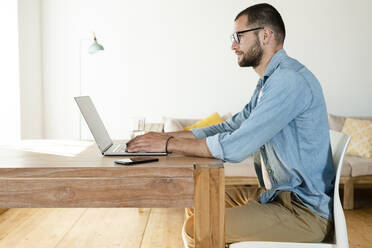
[184,112,224,130]
[341,118,372,158]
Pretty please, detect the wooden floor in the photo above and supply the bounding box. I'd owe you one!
[0,188,371,248]
[343,188,372,248]
[0,208,184,248]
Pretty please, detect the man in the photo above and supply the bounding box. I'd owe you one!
[126,3,334,247]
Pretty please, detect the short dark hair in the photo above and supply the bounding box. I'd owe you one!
[235,3,286,44]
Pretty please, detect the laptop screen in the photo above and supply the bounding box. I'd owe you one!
[75,96,113,153]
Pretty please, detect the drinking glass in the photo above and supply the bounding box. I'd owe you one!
[130,117,146,138]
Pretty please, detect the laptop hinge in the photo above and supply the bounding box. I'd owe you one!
[101,142,113,154]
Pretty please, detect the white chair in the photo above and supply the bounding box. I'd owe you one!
[229,130,351,248]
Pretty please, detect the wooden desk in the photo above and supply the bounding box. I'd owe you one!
[0,140,225,247]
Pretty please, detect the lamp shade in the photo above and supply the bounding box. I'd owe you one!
[88,34,104,54]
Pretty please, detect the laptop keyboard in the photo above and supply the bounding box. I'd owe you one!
[112,144,127,153]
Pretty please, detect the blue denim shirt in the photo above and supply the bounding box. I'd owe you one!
[191,49,334,220]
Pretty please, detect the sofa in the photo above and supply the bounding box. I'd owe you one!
[155,113,372,210]
[328,114,372,209]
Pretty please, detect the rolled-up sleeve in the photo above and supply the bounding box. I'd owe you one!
[190,94,256,139]
[190,128,208,139]
[206,71,312,162]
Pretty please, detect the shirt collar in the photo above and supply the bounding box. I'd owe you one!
[255,49,287,91]
[257,78,264,90]
[263,49,287,80]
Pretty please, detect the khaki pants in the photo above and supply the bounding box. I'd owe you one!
[183,186,333,248]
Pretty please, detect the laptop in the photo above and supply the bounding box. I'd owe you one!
[74,96,167,156]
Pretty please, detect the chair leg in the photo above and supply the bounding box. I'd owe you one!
[343,178,354,210]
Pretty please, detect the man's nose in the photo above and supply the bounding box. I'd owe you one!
[231,41,238,50]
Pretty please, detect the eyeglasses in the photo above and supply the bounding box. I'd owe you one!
[231,27,264,44]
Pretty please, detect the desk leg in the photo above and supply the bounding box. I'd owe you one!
[194,164,225,248]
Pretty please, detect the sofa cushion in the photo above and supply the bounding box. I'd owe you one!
[144,122,164,132]
[224,155,352,177]
[328,113,372,131]
[221,112,233,121]
[344,155,372,177]
[328,114,345,132]
[224,156,257,177]
[341,157,352,177]
[163,118,185,132]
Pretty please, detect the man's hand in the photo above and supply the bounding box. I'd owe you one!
[126,131,214,158]
[126,132,171,153]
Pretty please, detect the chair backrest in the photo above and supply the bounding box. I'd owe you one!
[329,130,351,248]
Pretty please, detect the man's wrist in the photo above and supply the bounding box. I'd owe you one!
[166,131,196,139]
[164,137,213,158]
[166,136,177,154]
[165,136,174,154]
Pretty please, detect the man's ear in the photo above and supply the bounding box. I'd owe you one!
[262,28,273,45]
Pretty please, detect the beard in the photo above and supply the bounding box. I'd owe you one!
[238,36,263,68]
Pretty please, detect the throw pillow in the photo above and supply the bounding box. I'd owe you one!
[341,118,372,158]
[184,112,225,131]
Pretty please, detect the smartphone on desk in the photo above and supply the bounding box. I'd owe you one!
[114,157,159,166]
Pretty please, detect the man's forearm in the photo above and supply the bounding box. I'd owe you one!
[167,137,214,158]
[166,130,197,139]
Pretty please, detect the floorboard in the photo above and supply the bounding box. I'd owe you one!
[54,208,150,248]
[0,208,85,248]
[344,188,372,248]
[141,208,184,248]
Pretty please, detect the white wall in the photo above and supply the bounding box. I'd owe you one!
[18,0,43,139]
[0,1,21,143]
[34,0,372,139]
